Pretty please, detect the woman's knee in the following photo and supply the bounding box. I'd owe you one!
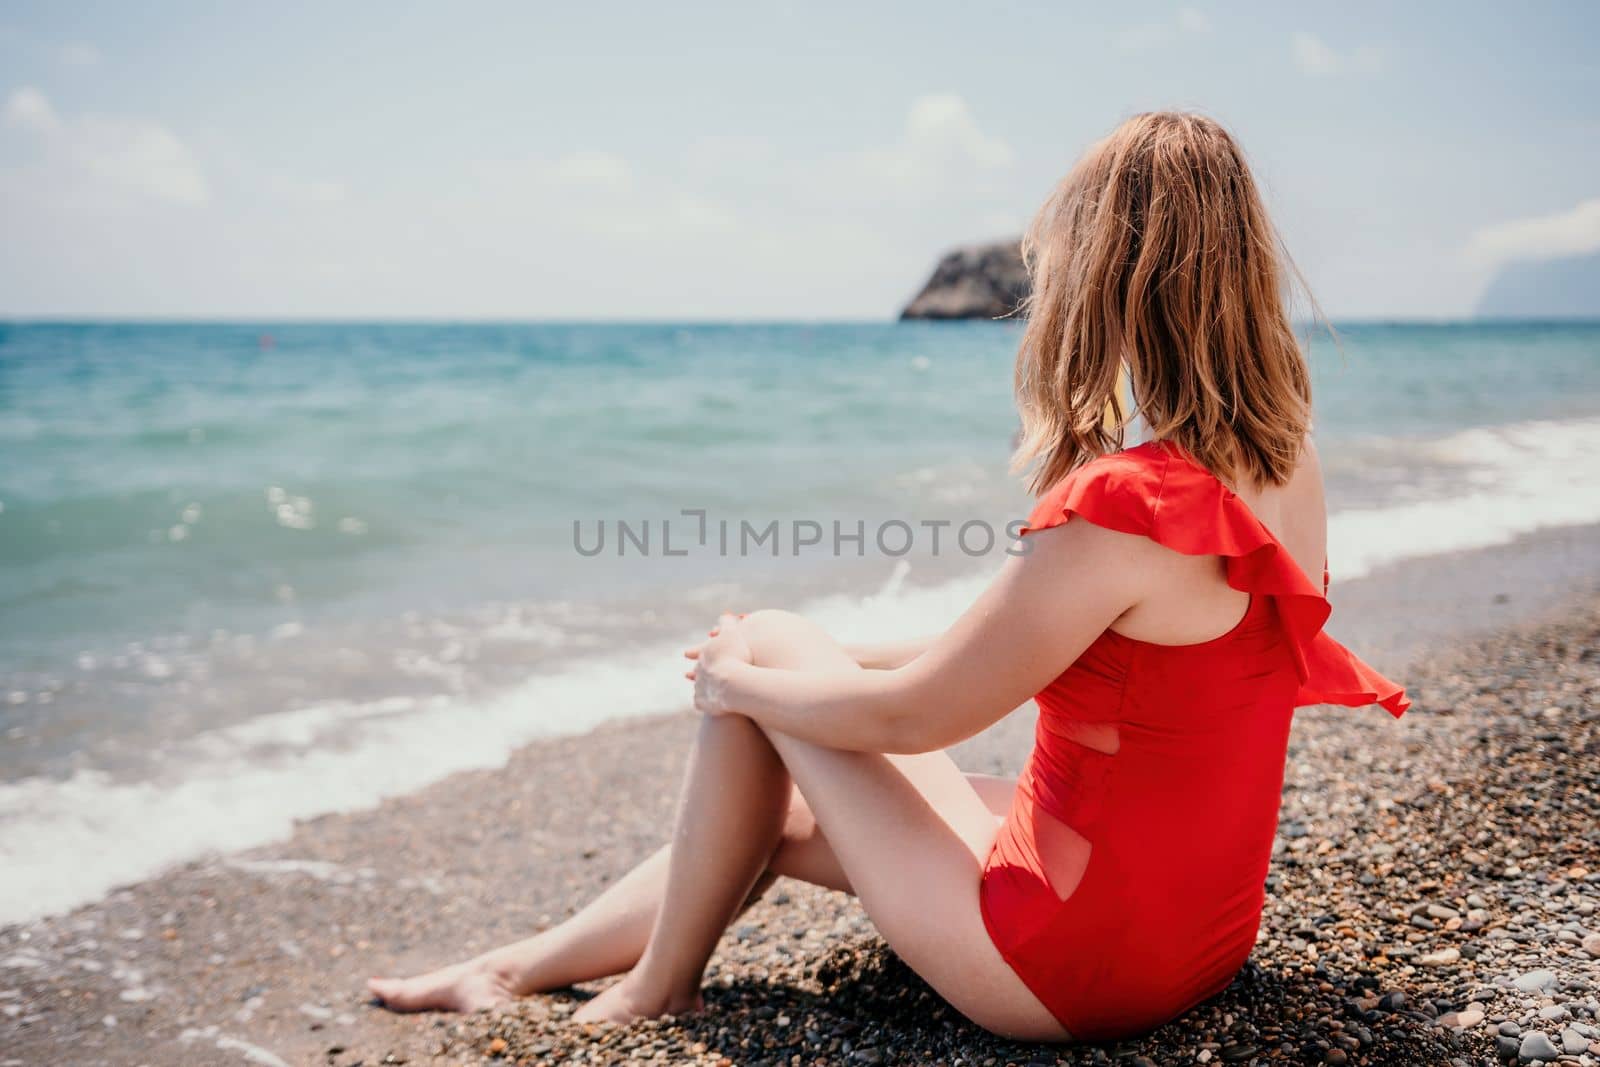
[737,609,845,669]
[739,608,816,642]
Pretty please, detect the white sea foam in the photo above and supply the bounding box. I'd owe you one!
[2,417,1599,927]
[0,642,698,926]
[1328,416,1600,580]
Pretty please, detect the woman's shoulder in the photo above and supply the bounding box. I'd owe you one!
[1248,437,1327,584]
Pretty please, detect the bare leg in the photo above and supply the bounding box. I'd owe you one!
[368,845,685,1012]
[569,711,782,1018]
[571,610,1068,1038]
[368,771,1014,1011]
[370,614,1018,1017]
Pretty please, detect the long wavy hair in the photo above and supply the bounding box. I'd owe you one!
[1012,111,1315,494]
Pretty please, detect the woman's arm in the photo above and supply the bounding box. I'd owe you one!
[844,635,936,670]
[697,519,1151,754]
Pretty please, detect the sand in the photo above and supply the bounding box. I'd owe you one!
[2,524,1599,1067]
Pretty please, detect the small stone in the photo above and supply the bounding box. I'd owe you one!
[1427,903,1461,921]
[1512,970,1558,994]
[1500,1021,1523,1037]
[1495,1034,1521,1060]
[486,1036,507,1056]
[1562,1028,1589,1055]
[1420,947,1461,966]
[1517,1031,1558,1062]
[1582,932,1600,956]
[1538,1004,1569,1021]
[1441,1009,1485,1028]
[1323,1051,1347,1065]
[1379,991,1407,1012]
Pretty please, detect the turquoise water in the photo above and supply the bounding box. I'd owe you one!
[2,320,1600,923]
[1,323,1029,661]
[6,321,1599,669]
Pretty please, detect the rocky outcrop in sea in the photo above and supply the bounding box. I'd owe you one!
[900,240,1028,321]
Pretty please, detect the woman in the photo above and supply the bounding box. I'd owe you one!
[369,111,1408,1042]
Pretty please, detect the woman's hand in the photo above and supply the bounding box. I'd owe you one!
[683,613,753,715]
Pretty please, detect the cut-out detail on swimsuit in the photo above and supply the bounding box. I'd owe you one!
[979,442,1408,1043]
[1031,804,1092,904]
[1058,718,1119,755]
[1027,732,1114,903]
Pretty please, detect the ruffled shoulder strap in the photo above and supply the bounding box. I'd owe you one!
[1022,442,1409,717]
[1019,446,1167,540]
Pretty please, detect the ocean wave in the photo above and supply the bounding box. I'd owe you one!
[0,563,987,926]
[3,417,1600,926]
[1329,416,1600,580]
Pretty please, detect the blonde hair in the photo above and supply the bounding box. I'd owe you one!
[1013,111,1314,494]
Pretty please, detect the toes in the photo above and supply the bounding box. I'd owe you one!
[368,980,400,1007]
[368,977,405,1003]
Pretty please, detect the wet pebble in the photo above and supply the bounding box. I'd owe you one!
[1517,1030,1558,1062]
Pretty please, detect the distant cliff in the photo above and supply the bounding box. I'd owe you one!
[900,240,1029,321]
[1475,251,1599,319]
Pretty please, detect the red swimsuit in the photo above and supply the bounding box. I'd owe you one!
[979,442,1408,1041]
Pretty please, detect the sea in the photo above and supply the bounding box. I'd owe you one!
[3,320,1600,924]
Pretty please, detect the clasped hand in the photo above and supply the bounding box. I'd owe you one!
[683,613,752,715]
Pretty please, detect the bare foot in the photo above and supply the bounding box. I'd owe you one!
[367,959,514,1013]
[571,977,703,1025]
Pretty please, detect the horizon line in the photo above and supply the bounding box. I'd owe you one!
[2,315,1597,328]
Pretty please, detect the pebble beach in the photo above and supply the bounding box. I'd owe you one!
[441,594,1600,1067]
[2,528,1598,1067]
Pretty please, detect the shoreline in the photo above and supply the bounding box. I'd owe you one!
[3,523,1599,1065]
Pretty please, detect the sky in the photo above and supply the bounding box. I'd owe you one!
[1,1,1597,320]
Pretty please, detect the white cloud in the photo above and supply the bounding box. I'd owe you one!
[60,42,100,67]
[859,93,1013,190]
[1467,198,1600,267]
[672,193,734,231]
[0,89,1016,318]
[548,150,632,190]
[4,86,59,131]
[1117,7,1211,52]
[906,94,1013,168]
[1292,31,1381,76]
[2,86,209,204]
[74,117,209,203]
